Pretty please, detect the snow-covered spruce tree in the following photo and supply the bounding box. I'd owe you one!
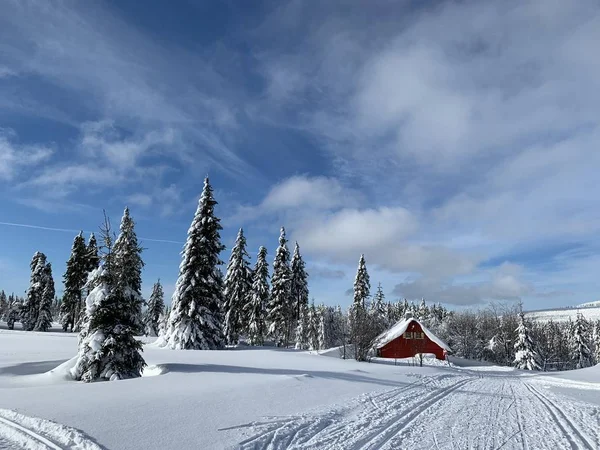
[7,299,22,330]
[157,306,170,338]
[144,280,165,337]
[223,228,252,345]
[513,312,541,370]
[290,242,309,326]
[349,254,373,361]
[246,246,269,346]
[307,301,319,351]
[61,232,88,332]
[34,262,55,331]
[86,233,100,272]
[317,305,327,351]
[112,207,145,335]
[418,298,430,321]
[573,313,593,369]
[22,252,47,331]
[267,227,292,346]
[369,282,388,335]
[71,214,146,382]
[73,233,101,333]
[593,320,600,365]
[295,302,310,350]
[0,290,7,319]
[162,177,226,350]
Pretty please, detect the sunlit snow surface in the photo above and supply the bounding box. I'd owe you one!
[2,323,600,449]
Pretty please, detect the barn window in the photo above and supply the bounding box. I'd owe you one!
[404,332,425,340]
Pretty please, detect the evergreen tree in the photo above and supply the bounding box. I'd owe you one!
[349,254,372,361]
[370,283,388,333]
[223,228,252,345]
[6,299,21,330]
[61,232,88,332]
[0,290,7,319]
[162,177,226,350]
[34,262,55,331]
[295,302,310,350]
[307,301,319,351]
[290,242,309,325]
[86,233,100,272]
[353,255,370,308]
[513,312,541,370]
[246,246,269,346]
[113,207,145,334]
[157,306,170,338]
[71,214,146,382]
[267,227,292,346]
[418,298,430,321]
[573,313,593,369]
[144,280,165,337]
[22,252,47,331]
[593,320,600,365]
[317,305,327,351]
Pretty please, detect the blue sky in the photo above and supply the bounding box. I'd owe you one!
[1,0,599,310]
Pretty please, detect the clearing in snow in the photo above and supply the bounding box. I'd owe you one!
[1,326,600,449]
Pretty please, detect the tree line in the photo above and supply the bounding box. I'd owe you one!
[1,176,595,380]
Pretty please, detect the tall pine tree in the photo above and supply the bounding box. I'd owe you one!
[34,262,55,331]
[162,177,226,350]
[113,207,145,334]
[223,228,252,345]
[267,227,292,346]
[290,242,309,328]
[71,213,146,382]
[350,254,371,361]
[144,280,165,337]
[246,246,269,346]
[61,232,88,332]
[22,252,47,331]
[86,233,100,272]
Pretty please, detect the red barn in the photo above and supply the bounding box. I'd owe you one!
[374,315,450,360]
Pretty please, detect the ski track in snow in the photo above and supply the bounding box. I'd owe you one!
[234,373,600,450]
[0,409,103,450]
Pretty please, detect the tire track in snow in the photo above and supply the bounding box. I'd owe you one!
[0,409,104,450]
[523,383,595,450]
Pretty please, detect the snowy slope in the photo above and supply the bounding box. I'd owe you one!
[525,306,600,323]
[578,300,600,308]
[2,324,600,449]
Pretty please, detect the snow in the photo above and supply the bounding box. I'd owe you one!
[578,300,600,308]
[374,317,451,351]
[3,323,600,449]
[526,305,600,323]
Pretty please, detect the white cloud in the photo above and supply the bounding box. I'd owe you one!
[393,263,532,305]
[262,175,362,211]
[0,131,53,181]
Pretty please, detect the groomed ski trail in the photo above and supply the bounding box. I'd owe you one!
[0,409,104,450]
[234,373,600,450]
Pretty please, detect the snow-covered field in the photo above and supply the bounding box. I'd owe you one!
[526,306,600,323]
[2,325,600,449]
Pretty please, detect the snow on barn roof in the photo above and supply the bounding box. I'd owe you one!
[374,317,451,351]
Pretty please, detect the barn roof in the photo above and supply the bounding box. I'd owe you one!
[374,317,451,351]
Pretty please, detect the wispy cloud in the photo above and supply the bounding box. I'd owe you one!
[0,130,53,181]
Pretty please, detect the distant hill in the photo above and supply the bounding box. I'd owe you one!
[525,302,600,323]
[577,300,600,308]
